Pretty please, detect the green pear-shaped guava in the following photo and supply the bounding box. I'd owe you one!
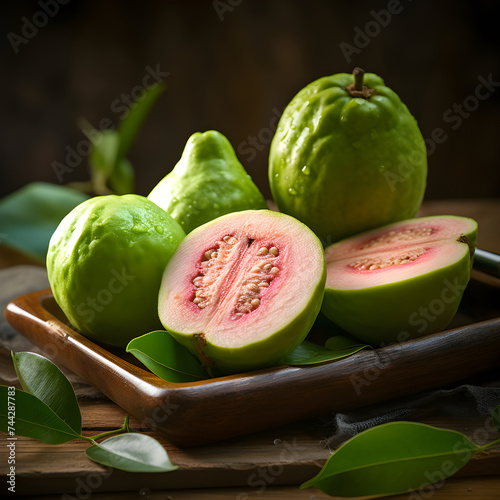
[149,130,267,234]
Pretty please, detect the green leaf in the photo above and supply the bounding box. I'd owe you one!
[0,386,82,444]
[88,130,120,177]
[86,433,178,472]
[279,339,370,366]
[108,157,135,195]
[117,82,166,159]
[0,182,88,261]
[12,352,81,434]
[126,330,208,382]
[301,422,480,498]
[493,405,500,433]
[324,334,368,350]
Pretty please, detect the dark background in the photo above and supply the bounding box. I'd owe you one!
[1,0,499,201]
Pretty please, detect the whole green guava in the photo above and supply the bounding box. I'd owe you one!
[148,130,268,234]
[269,68,427,246]
[46,194,186,348]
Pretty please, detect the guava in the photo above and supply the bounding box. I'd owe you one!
[148,130,267,234]
[158,209,326,374]
[46,194,186,348]
[269,67,427,246]
[321,215,478,345]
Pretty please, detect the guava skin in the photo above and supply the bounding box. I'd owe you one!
[157,209,327,375]
[269,71,427,246]
[148,130,268,234]
[46,194,186,348]
[322,248,470,346]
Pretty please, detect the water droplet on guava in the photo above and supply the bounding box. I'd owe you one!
[288,187,297,196]
[155,225,164,234]
[301,165,310,175]
[133,224,148,234]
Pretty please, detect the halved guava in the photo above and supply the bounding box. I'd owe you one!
[158,210,326,374]
[321,215,478,345]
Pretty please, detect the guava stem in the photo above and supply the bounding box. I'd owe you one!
[345,67,375,99]
[353,67,365,91]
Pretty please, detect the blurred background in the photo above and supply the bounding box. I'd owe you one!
[1,0,499,201]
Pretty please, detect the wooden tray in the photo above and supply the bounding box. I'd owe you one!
[4,272,500,447]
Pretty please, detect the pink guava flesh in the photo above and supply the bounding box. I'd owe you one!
[326,215,477,263]
[159,210,325,351]
[326,240,468,290]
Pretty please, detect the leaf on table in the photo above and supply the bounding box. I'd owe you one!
[493,405,500,433]
[279,338,370,366]
[0,182,88,261]
[0,386,82,444]
[301,421,480,498]
[86,433,178,473]
[126,330,209,382]
[12,351,81,433]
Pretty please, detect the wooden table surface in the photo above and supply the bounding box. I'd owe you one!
[1,198,500,499]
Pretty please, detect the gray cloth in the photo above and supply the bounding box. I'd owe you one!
[324,382,500,449]
[0,265,104,398]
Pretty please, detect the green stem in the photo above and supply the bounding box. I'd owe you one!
[123,415,131,433]
[353,67,365,91]
[480,437,500,452]
[80,416,130,442]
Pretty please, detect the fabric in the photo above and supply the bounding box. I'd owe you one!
[323,382,500,449]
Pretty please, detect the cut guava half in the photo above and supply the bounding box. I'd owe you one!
[158,210,326,375]
[321,215,478,345]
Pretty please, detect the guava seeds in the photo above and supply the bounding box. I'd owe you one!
[191,235,280,315]
[362,227,434,250]
[349,247,426,270]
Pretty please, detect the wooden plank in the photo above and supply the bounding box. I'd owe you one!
[3,399,500,495]
[11,477,500,500]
